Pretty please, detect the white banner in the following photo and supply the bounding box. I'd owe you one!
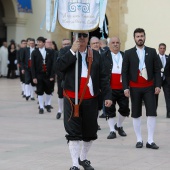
[46,0,51,31]
[58,0,100,31]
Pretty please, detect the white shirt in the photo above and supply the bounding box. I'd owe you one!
[136,46,146,70]
[70,48,94,96]
[39,47,46,60]
[111,52,122,74]
[30,47,35,58]
[159,54,166,68]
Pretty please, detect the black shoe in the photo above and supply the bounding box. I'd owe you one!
[50,105,53,109]
[23,95,26,98]
[167,112,170,118]
[70,166,80,170]
[99,113,106,118]
[78,158,94,170]
[39,108,44,114]
[31,97,35,101]
[45,105,51,112]
[107,131,116,139]
[26,96,30,101]
[56,112,61,119]
[114,123,127,136]
[98,125,101,130]
[136,141,143,148]
[146,142,159,149]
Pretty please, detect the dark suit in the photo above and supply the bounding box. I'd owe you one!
[156,54,170,117]
[31,48,55,95]
[101,50,130,118]
[17,48,25,83]
[56,46,112,141]
[122,46,161,118]
[21,47,35,85]
[54,50,64,98]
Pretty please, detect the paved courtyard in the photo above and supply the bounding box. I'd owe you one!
[0,78,170,170]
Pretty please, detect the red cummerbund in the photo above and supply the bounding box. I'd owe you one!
[42,64,47,72]
[64,77,95,99]
[110,73,123,90]
[130,70,153,88]
[28,59,31,68]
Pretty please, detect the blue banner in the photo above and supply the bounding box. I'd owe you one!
[17,0,33,13]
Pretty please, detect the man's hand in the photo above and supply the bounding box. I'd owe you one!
[33,78,37,84]
[50,78,54,81]
[155,87,161,94]
[105,100,112,107]
[71,40,80,53]
[124,89,130,97]
[21,70,25,74]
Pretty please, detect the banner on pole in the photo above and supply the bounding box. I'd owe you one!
[44,0,107,32]
[58,0,99,31]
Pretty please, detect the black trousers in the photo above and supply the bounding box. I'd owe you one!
[156,80,170,113]
[64,97,98,142]
[130,86,156,118]
[19,67,25,83]
[105,89,130,118]
[25,69,35,86]
[36,74,54,95]
[7,68,16,78]
[57,77,63,98]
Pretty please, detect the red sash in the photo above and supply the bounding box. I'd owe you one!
[64,77,95,99]
[42,64,47,72]
[110,73,123,90]
[28,59,31,68]
[130,70,153,88]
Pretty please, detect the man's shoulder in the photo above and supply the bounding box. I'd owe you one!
[120,51,124,56]
[145,46,156,52]
[59,46,71,53]
[100,48,110,56]
[32,48,39,54]
[124,47,135,54]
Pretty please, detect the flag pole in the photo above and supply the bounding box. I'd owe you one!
[75,32,78,106]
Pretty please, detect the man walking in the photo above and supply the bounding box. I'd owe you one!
[122,28,161,149]
[155,43,170,118]
[56,32,112,170]
[31,37,55,114]
[102,37,130,139]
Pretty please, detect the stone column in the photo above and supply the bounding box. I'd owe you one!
[2,17,27,44]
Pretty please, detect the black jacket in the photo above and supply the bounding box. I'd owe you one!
[122,46,161,90]
[56,46,112,101]
[21,47,33,70]
[31,48,55,79]
[101,49,124,82]
[163,55,170,85]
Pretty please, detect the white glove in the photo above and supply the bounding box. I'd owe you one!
[14,60,17,64]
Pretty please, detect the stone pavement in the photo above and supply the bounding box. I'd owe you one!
[0,78,170,170]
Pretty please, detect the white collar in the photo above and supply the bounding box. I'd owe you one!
[136,46,145,51]
[159,54,165,58]
[39,47,45,52]
[80,48,87,54]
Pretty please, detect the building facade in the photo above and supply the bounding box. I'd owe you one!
[0,0,170,51]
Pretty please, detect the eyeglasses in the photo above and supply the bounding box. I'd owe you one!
[78,33,88,38]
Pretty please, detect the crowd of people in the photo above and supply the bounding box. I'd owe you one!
[0,28,170,170]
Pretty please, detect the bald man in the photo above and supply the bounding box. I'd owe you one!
[101,36,130,139]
